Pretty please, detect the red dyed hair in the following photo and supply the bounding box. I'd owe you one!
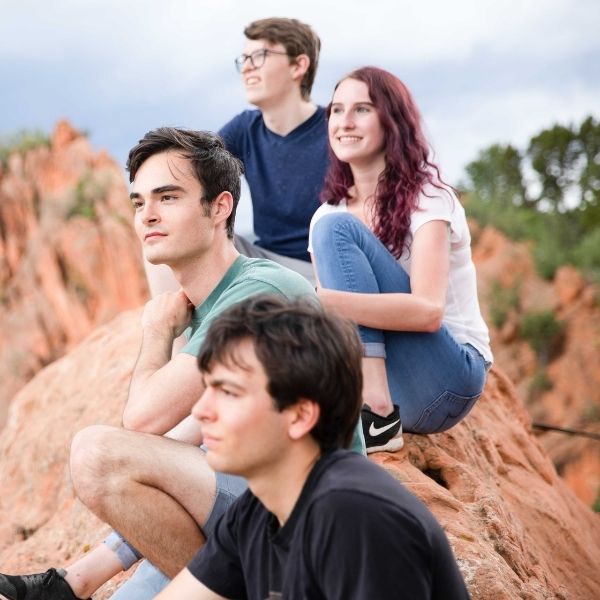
[321,66,452,258]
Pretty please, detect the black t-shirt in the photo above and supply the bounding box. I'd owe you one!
[188,450,469,599]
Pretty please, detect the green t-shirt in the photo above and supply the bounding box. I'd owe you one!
[181,255,365,455]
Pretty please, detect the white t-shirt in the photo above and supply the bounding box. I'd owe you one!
[308,185,493,363]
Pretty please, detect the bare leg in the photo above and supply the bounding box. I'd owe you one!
[59,417,203,598]
[70,425,217,578]
[361,357,394,417]
[63,544,123,599]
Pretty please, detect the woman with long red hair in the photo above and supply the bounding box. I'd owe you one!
[309,66,493,453]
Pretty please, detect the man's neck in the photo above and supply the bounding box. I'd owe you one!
[171,240,240,307]
[260,95,318,137]
[248,441,321,526]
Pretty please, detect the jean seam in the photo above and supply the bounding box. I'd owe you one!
[331,218,385,347]
[412,389,481,433]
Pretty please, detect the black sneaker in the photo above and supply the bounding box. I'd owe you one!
[361,404,404,454]
[0,568,89,600]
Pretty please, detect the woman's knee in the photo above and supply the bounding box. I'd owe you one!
[70,424,123,506]
[312,212,360,250]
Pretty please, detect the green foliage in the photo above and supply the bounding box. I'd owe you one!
[571,228,600,282]
[465,144,527,207]
[528,367,553,402]
[67,173,103,220]
[488,280,520,328]
[463,194,539,240]
[577,116,600,212]
[582,403,600,423]
[593,487,600,513]
[519,310,564,364]
[463,115,600,280]
[0,129,50,165]
[528,124,579,211]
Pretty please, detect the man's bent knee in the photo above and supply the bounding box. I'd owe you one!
[70,424,122,510]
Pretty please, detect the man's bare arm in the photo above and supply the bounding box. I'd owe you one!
[155,569,227,600]
[164,413,204,444]
[123,290,205,435]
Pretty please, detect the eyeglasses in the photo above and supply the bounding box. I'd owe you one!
[234,49,291,72]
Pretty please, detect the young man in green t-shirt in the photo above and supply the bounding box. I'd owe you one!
[0,127,327,600]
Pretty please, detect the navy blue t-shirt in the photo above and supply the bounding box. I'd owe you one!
[219,107,328,262]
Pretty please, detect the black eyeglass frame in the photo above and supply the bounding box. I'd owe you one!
[234,49,292,72]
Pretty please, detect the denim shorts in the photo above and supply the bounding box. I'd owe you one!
[105,470,247,569]
[107,470,247,600]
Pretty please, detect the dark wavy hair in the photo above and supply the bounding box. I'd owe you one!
[127,127,243,239]
[197,295,363,452]
[321,66,453,258]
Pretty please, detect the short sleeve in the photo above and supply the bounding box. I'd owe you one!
[180,278,303,357]
[410,186,458,241]
[218,113,246,162]
[305,492,436,599]
[304,489,470,600]
[187,499,247,598]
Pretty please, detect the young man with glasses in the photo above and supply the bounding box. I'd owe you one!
[146,17,325,296]
[224,17,325,284]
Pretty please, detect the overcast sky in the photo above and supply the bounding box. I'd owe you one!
[1,0,599,232]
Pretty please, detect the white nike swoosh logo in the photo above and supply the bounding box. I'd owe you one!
[369,419,400,437]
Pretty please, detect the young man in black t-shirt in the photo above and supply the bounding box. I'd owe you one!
[156,295,470,600]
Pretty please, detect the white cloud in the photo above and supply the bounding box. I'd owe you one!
[1,0,598,188]
[3,0,598,68]
[430,81,600,184]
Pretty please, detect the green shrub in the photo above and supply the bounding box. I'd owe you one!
[582,404,600,423]
[532,234,570,280]
[520,310,564,364]
[0,129,50,165]
[463,195,542,241]
[593,487,600,513]
[67,173,103,220]
[488,280,520,328]
[528,367,553,401]
[571,228,600,281]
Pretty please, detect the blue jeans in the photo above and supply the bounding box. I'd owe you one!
[312,212,487,433]
[109,559,170,600]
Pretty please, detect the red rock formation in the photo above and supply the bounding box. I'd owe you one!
[472,226,600,508]
[0,121,148,429]
[0,311,598,599]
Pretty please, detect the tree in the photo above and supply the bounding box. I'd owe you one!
[527,124,579,212]
[465,144,527,207]
[577,116,600,232]
[462,115,600,281]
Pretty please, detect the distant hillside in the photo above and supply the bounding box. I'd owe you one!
[0,120,597,510]
[0,121,149,428]
[471,222,600,508]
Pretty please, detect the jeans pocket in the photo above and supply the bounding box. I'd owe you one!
[411,390,481,434]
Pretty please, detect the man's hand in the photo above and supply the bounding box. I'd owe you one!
[125,289,203,434]
[141,289,194,340]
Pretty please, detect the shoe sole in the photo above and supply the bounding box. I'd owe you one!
[366,435,404,454]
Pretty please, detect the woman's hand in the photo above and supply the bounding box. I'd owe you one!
[313,220,450,332]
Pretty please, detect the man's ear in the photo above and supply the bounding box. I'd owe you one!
[290,54,310,81]
[211,190,233,226]
[287,398,320,441]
